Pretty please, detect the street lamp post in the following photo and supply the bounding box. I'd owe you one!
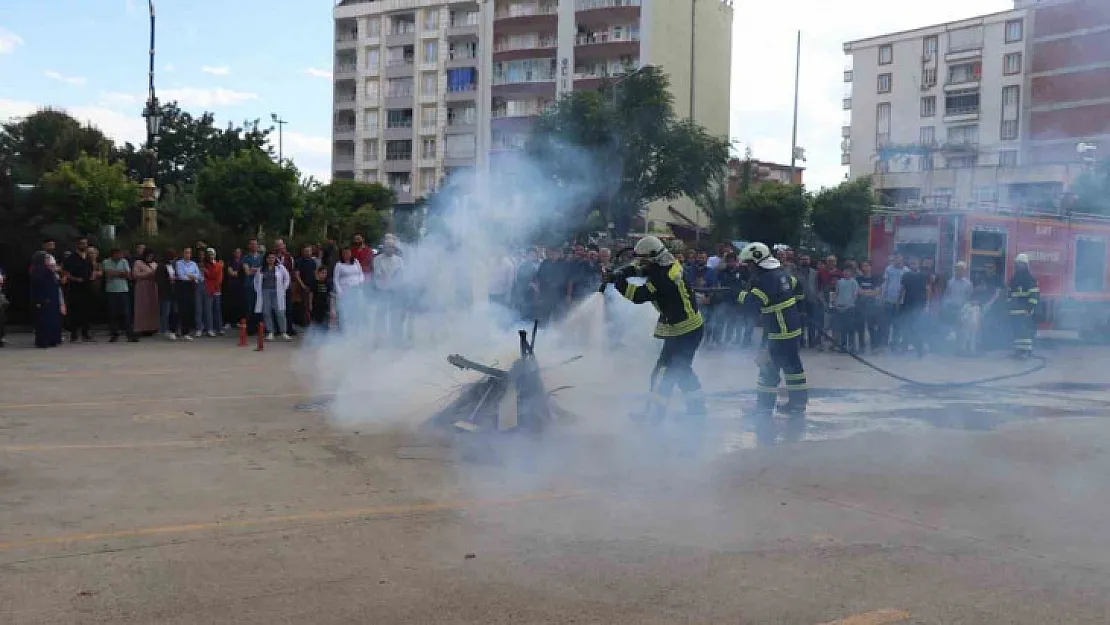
[140,0,163,236]
[271,113,289,165]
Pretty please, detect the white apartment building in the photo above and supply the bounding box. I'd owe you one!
[333,0,732,218]
[842,4,1080,211]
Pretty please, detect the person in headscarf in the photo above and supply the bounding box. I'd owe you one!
[30,251,64,348]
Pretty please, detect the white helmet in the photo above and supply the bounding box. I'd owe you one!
[739,242,780,269]
[1014,253,1030,265]
[633,236,675,266]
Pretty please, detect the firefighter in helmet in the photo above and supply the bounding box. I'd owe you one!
[1008,253,1040,358]
[737,242,808,443]
[605,236,708,423]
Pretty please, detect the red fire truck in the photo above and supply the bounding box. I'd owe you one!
[868,207,1110,339]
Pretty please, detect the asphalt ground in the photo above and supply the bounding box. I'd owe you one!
[2,334,1110,624]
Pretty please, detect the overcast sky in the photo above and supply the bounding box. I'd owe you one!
[1,0,1011,189]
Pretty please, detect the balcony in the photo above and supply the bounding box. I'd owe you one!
[335,63,358,79]
[334,124,357,140]
[574,31,640,59]
[391,183,414,204]
[494,3,558,33]
[447,52,479,69]
[842,97,852,110]
[446,119,477,135]
[387,22,417,45]
[419,119,439,135]
[386,59,415,79]
[333,154,356,170]
[384,157,413,173]
[493,36,557,62]
[336,31,359,49]
[576,0,640,28]
[446,83,478,101]
[384,120,414,140]
[334,93,357,110]
[447,12,480,38]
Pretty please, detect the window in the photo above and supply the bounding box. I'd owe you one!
[973,186,999,203]
[363,139,379,161]
[920,154,935,171]
[366,47,380,69]
[420,169,437,194]
[922,68,937,88]
[843,69,853,82]
[362,169,379,184]
[947,61,982,84]
[445,133,476,158]
[878,44,893,65]
[947,155,978,169]
[920,126,936,145]
[363,109,379,130]
[386,77,414,98]
[423,8,439,31]
[1001,86,1020,139]
[1076,238,1107,293]
[876,102,891,148]
[387,45,415,66]
[421,137,436,159]
[421,72,437,95]
[447,105,477,126]
[921,95,936,117]
[1005,19,1024,43]
[999,150,1018,166]
[945,89,980,116]
[386,108,414,128]
[923,36,938,58]
[423,41,438,65]
[1001,120,1019,140]
[449,41,478,61]
[364,79,379,99]
[949,25,984,52]
[391,15,416,36]
[366,18,380,37]
[1004,52,1022,75]
[877,73,892,93]
[385,139,412,160]
[421,106,437,128]
[947,124,979,146]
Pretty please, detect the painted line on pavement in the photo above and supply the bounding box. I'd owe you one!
[0,490,588,552]
[0,392,323,411]
[818,609,911,625]
[2,439,227,452]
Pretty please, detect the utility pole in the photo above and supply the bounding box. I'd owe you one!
[789,30,801,185]
[271,113,289,165]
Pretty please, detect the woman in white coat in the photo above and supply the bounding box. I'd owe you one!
[254,252,292,340]
[332,246,365,330]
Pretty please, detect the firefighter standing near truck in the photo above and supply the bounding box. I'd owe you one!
[737,242,808,444]
[604,236,708,424]
[1008,253,1040,358]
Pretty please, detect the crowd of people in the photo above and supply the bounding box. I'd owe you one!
[0,232,1034,357]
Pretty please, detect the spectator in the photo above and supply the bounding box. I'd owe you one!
[62,236,95,342]
[879,253,908,352]
[833,262,861,353]
[351,232,374,276]
[254,252,292,341]
[715,252,746,346]
[0,266,7,347]
[156,249,178,340]
[30,251,63,349]
[293,245,317,330]
[512,248,541,320]
[132,249,160,336]
[533,246,571,324]
[373,234,405,347]
[224,248,244,327]
[942,261,974,344]
[310,265,333,330]
[795,255,819,348]
[332,247,364,328]
[102,248,138,343]
[174,248,201,341]
[202,248,224,337]
[855,261,881,354]
[242,239,264,333]
[899,257,929,357]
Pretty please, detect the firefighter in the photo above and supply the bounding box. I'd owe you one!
[606,236,707,423]
[737,242,808,443]
[1008,253,1040,358]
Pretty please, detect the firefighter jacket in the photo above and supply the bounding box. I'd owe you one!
[738,266,803,340]
[1007,269,1039,316]
[616,262,704,338]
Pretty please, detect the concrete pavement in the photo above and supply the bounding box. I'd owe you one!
[2,335,1110,623]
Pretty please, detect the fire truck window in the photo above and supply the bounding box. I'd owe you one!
[1075,239,1106,293]
[971,230,1005,253]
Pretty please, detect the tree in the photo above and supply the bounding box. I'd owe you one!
[116,101,273,190]
[1069,161,1110,215]
[302,178,395,241]
[196,149,299,236]
[730,181,809,248]
[527,66,731,235]
[39,154,140,233]
[810,177,875,257]
[0,109,114,186]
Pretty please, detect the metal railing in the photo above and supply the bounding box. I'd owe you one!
[494,38,557,52]
[386,119,414,129]
[577,0,641,9]
[575,33,639,45]
[495,4,558,19]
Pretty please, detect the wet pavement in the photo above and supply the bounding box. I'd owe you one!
[3,335,1110,623]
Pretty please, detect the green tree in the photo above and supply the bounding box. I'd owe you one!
[303,178,395,241]
[527,66,731,235]
[0,109,114,186]
[196,149,299,236]
[1069,161,1110,215]
[810,177,875,257]
[116,102,273,190]
[38,154,140,233]
[731,181,809,248]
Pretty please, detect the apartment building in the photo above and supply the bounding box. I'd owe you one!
[333,0,733,216]
[842,0,1109,213]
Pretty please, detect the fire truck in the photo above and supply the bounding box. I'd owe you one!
[868,206,1110,339]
